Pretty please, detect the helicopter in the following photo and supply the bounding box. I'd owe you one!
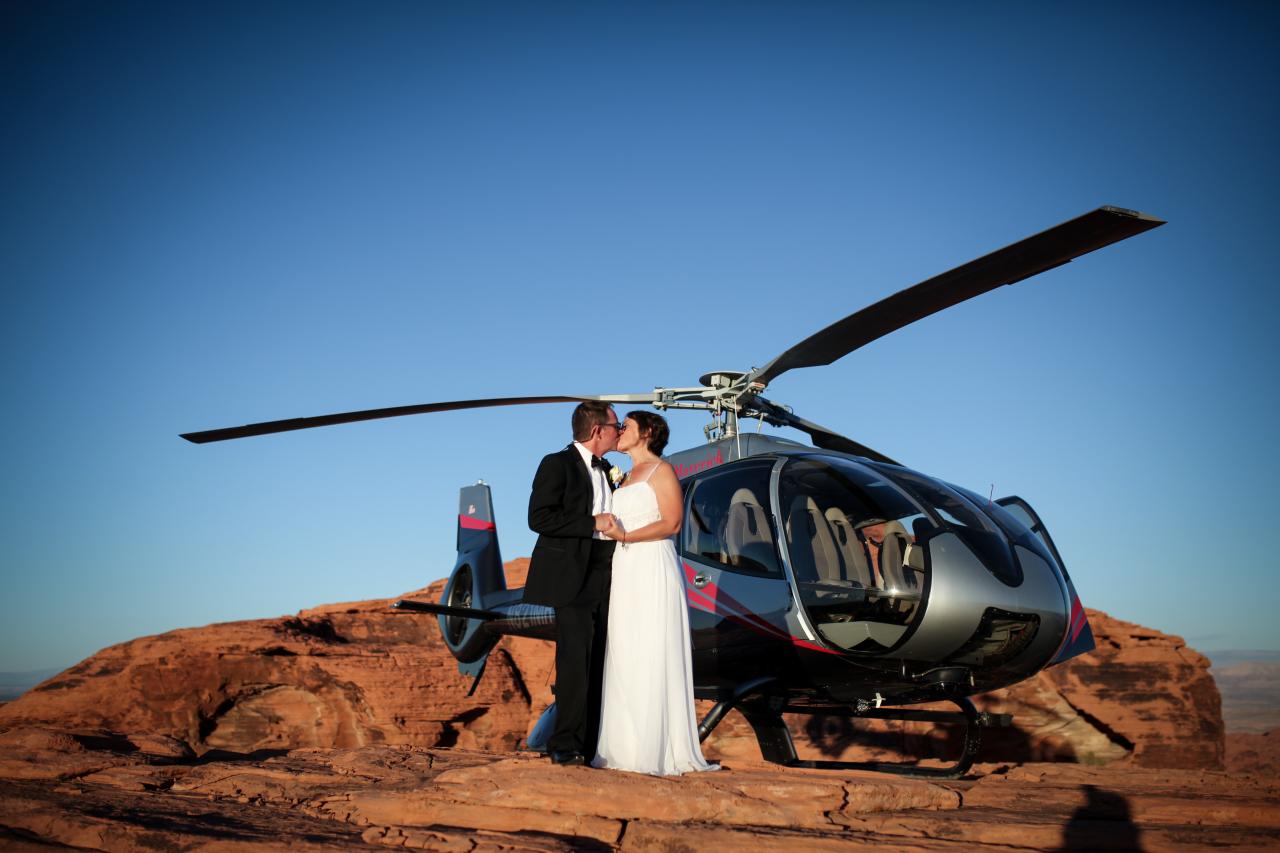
[182,205,1164,778]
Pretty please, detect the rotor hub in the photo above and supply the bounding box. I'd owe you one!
[698,371,748,390]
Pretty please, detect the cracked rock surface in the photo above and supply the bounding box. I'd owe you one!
[0,733,1275,851]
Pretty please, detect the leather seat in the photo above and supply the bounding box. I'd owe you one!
[825,508,873,587]
[786,497,842,583]
[724,488,777,574]
[877,520,915,592]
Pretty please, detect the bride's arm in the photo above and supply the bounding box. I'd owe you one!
[610,463,683,544]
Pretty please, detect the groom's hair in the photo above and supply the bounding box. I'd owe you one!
[627,410,670,456]
[572,402,614,441]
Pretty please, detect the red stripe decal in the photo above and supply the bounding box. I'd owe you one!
[689,598,809,651]
[682,562,790,641]
[682,562,786,639]
[458,514,496,531]
[686,584,720,615]
[793,638,838,654]
[1069,595,1086,642]
[682,561,840,655]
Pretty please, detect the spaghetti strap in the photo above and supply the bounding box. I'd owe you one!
[636,462,662,483]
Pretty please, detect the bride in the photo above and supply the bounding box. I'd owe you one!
[592,411,719,776]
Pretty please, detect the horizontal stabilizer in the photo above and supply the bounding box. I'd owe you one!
[393,600,504,620]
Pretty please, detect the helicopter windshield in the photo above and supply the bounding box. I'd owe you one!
[778,456,935,653]
[868,463,1022,587]
[950,483,1059,581]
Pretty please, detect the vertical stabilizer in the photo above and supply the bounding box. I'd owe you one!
[456,482,507,596]
[440,482,506,673]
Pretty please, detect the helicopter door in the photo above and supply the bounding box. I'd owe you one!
[995,495,1094,664]
[777,457,935,654]
[681,461,794,691]
[995,496,1066,575]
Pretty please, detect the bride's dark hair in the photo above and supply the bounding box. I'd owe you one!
[627,410,669,456]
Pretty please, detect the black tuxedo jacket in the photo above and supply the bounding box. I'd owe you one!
[523,444,611,607]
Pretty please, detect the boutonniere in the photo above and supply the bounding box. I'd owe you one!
[609,466,623,488]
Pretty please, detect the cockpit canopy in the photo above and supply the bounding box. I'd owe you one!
[679,452,1055,656]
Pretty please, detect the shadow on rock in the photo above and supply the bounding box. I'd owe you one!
[195,747,291,764]
[1058,784,1143,852]
[802,711,1045,768]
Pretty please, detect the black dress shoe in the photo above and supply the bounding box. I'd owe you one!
[549,750,585,766]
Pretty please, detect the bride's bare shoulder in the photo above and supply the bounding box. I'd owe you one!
[651,460,679,484]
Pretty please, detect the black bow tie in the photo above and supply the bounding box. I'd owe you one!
[591,455,608,471]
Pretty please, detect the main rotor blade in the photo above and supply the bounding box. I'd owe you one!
[749,206,1165,386]
[180,393,659,444]
[756,401,900,465]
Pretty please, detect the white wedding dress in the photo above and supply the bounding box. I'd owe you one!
[591,466,719,776]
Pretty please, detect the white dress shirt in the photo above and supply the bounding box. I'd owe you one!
[573,441,612,540]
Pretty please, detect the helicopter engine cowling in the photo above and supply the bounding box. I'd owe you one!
[438,483,508,667]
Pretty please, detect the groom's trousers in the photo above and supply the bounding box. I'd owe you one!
[549,538,614,756]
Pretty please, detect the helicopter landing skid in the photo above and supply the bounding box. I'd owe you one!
[698,688,1011,780]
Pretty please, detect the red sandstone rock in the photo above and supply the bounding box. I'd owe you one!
[0,574,534,759]
[0,562,1223,775]
[1041,609,1224,769]
[1226,728,1280,777]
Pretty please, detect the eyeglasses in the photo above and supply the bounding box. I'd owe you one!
[599,422,625,432]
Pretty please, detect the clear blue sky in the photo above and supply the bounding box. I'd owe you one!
[3,2,1277,673]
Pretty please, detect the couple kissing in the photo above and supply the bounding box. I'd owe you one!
[522,402,718,776]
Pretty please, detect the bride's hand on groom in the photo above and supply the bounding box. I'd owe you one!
[598,514,625,541]
[594,513,617,533]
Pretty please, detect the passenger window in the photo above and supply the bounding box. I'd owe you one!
[682,463,781,577]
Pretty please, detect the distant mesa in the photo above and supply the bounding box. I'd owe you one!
[1210,659,1280,734]
[1208,649,1280,668]
[0,559,1225,770]
[0,668,62,703]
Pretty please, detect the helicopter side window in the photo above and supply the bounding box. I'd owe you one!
[683,463,781,578]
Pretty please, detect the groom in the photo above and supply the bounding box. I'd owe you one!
[524,401,621,766]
